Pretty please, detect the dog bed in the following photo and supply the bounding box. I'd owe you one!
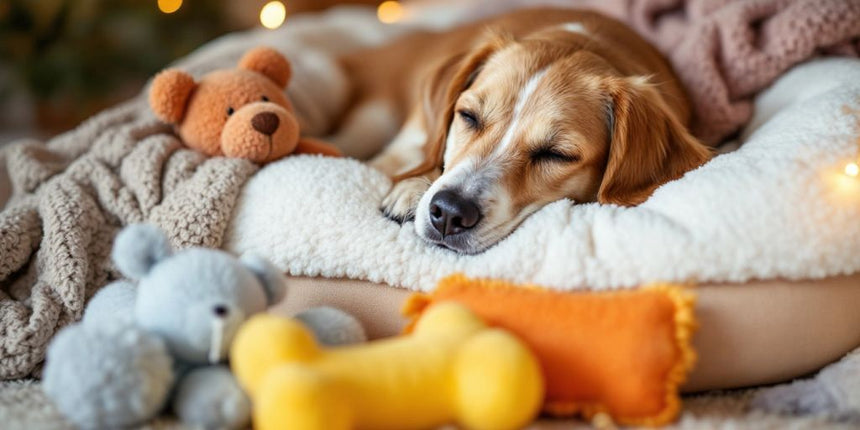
[225,57,860,291]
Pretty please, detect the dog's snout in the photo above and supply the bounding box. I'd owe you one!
[251,112,279,136]
[429,190,481,237]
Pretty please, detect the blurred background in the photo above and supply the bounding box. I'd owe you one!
[0,0,390,143]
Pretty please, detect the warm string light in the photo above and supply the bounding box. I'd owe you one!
[377,1,404,24]
[260,1,287,30]
[157,0,182,14]
[846,162,860,177]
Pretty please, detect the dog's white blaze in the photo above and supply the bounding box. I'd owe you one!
[443,125,458,168]
[434,156,478,192]
[561,22,589,35]
[495,68,548,156]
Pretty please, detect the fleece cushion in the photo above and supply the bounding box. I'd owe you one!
[224,58,860,291]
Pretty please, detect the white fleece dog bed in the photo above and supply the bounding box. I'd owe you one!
[225,58,860,291]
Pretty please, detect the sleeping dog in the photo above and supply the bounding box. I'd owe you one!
[334,8,711,254]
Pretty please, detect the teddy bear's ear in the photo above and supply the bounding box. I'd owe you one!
[238,47,292,88]
[239,254,287,305]
[112,224,173,280]
[149,69,196,124]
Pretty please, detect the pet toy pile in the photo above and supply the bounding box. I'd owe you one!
[42,225,697,430]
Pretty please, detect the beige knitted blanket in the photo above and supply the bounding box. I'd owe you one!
[0,99,258,379]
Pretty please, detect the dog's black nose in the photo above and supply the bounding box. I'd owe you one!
[251,112,279,136]
[429,190,481,237]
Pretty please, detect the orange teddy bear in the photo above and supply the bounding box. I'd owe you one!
[149,47,341,163]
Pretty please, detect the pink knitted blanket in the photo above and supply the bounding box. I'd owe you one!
[424,0,860,144]
[619,0,860,144]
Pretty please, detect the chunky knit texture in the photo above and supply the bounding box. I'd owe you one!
[645,0,860,144]
[0,100,258,379]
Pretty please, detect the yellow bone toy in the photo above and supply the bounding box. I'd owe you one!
[231,302,544,430]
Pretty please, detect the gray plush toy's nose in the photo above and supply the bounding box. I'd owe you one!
[212,304,229,318]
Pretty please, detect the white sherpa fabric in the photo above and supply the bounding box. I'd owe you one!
[224,58,860,292]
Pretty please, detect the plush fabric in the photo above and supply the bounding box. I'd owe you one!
[403,275,697,426]
[42,319,175,428]
[41,224,282,429]
[406,0,860,145]
[149,47,342,163]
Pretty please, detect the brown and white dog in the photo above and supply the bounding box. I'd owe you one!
[334,8,711,254]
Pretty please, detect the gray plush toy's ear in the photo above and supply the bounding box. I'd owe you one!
[112,224,173,280]
[239,254,287,305]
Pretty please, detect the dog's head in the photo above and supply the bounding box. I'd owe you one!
[406,29,710,254]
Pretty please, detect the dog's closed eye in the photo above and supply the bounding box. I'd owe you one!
[530,147,580,163]
[457,110,481,130]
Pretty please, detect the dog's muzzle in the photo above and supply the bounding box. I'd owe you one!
[428,189,482,238]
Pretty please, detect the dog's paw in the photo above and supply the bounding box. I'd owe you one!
[381,177,431,223]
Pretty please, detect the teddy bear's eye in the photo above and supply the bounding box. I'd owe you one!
[227,107,235,116]
[261,96,269,102]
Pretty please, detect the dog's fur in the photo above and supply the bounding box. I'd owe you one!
[333,9,711,254]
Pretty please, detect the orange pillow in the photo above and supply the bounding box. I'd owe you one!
[402,274,697,426]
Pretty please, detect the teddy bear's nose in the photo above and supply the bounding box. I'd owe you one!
[251,112,280,136]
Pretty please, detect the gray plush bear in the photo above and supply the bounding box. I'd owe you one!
[42,224,366,429]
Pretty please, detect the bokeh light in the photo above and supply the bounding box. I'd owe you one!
[377,1,404,24]
[845,162,859,177]
[157,0,182,14]
[260,1,287,29]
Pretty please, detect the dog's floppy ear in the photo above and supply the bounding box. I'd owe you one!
[393,30,512,182]
[598,76,711,206]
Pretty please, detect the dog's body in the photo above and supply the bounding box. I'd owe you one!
[333,9,711,254]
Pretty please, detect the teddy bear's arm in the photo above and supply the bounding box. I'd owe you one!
[294,137,343,157]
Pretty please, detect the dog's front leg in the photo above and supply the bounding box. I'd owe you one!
[380,170,440,223]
